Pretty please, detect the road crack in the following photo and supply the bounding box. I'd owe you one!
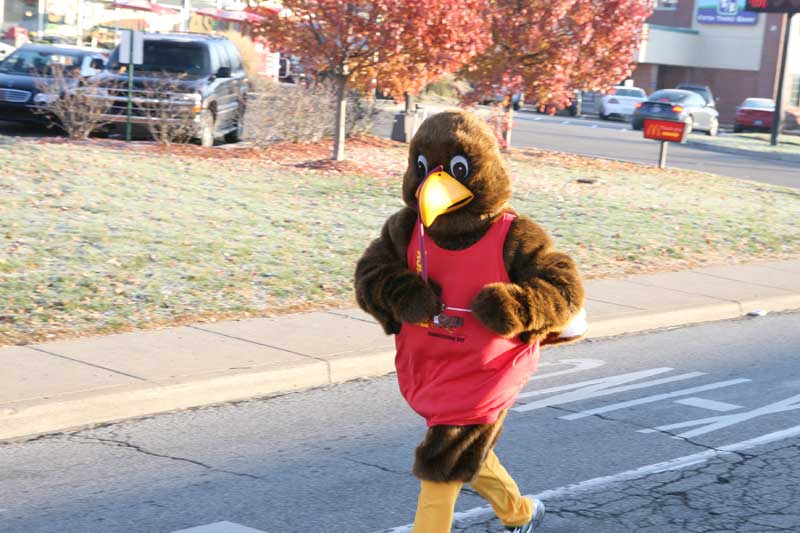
[69,435,265,481]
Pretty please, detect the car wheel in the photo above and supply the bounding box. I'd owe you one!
[632,120,643,131]
[706,117,719,137]
[200,111,215,148]
[733,125,742,133]
[224,122,243,144]
[599,106,608,120]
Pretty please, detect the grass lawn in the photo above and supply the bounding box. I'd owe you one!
[1,136,798,345]
[693,131,800,159]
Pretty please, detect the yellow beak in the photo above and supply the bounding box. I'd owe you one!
[416,170,474,227]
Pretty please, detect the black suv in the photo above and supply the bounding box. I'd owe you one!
[92,33,248,146]
[0,43,106,123]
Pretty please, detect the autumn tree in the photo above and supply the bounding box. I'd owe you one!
[462,0,652,146]
[252,0,489,160]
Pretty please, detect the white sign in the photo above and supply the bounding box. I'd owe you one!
[119,30,144,65]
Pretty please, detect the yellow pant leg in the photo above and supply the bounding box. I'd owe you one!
[412,479,463,533]
[469,450,533,528]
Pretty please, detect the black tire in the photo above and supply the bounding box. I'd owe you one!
[733,125,742,133]
[224,122,243,144]
[632,120,643,131]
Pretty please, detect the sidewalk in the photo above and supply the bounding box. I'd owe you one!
[2,259,799,441]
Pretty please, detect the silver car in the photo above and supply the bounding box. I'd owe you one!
[632,89,720,136]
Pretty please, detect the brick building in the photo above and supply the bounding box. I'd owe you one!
[632,0,800,126]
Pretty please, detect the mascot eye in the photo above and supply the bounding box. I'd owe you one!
[416,154,429,179]
[449,155,470,181]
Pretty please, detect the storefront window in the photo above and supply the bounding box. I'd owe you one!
[3,0,39,32]
[655,0,679,10]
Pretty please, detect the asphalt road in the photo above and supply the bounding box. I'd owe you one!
[2,312,799,533]
[372,110,799,189]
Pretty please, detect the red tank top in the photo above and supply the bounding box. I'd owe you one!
[395,213,540,426]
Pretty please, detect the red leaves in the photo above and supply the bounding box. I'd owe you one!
[251,0,490,99]
[461,0,653,109]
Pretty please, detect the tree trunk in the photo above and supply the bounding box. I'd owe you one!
[333,75,347,161]
[404,92,414,114]
[504,106,513,149]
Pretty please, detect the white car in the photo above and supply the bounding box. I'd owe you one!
[0,42,15,62]
[599,86,647,121]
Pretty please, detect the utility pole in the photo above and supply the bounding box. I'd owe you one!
[770,13,794,146]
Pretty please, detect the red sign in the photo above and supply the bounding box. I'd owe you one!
[746,0,800,12]
[643,119,687,143]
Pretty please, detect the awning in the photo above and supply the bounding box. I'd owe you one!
[111,0,180,15]
[195,7,267,24]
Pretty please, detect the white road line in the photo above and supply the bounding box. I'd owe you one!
[528,358,605,382]
[379,424,800,533]
[674,397,743,412]
[641,393,800,439]
[171,521,267,533]
[514,369,706,413]
[559,378,750,420]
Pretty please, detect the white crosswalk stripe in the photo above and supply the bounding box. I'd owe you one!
[171,521,267,533]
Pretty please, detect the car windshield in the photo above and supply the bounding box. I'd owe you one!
[742,98,774,109]
[614,88,646,98]
[108,41,209,75]
[0,48,82,76]
[649,90,688,103]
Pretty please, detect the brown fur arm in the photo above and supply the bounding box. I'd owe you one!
[471,215,584,343]
[354,208,441,335]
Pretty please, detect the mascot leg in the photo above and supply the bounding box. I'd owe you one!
[469,449,533,527]
[412,479,462,533]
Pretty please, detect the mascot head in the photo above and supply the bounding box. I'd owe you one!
[403,110,511,237]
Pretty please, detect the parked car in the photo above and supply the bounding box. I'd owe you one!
[0,43,105,123]
[534,90,583,116]
[0,42,14,62]
[92,33,248,146]
[676,83,716,108]
[734,98,774,133]
[598,86,647,121]
[632,89,720,136]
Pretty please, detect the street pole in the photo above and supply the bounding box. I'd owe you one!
[770,13,793,146]
[126,30,134,142]
[37,0,45,38]
[76,0,84,45]
[658,140,668,168]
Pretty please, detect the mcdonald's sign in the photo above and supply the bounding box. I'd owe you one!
[643,119,688,143]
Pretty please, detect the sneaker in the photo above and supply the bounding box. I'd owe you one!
[505,498,545,532]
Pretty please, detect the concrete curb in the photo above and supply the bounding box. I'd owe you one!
[2,295,798,442]
[687,139,800,164]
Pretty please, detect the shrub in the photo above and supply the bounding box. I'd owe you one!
[247,81,378,145]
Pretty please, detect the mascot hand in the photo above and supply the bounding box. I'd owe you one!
[471,282,527,338]
[391,275,442,324]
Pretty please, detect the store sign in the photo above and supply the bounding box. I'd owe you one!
[746,0,800,12]
[697,0,759,24]
[643,119,688,143]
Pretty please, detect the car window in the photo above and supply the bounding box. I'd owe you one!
[742,98,774,109]
[689,93,706,107]
[108,41,210,75]
[615,88,646,98]
[649,90,688,103]
[0,48,81,76]
[223,41,242,72]
[215,42,232,70]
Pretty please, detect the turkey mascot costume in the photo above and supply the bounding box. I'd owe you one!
[354,109,586,532]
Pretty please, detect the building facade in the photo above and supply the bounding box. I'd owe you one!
[632,0,800,126]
